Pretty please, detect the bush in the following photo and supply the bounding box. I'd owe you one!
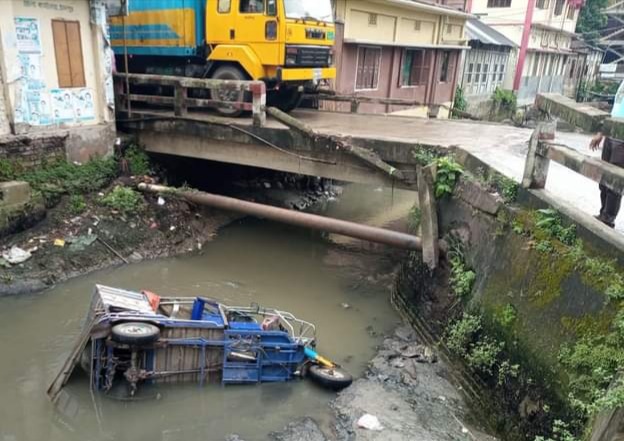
[452,86,467,118]
[492,87,517,112]
[123,145,151,176]
[466,337,504,376]
[68,194,87,215]
[446,313,482,357]
[100,186,143,215]
[434,156,463,199]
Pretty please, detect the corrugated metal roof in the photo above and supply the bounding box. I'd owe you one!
[465,19,516,48]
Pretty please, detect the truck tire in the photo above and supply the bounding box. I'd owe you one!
[210,65,249,117]
[269,87,303,112]
[308,365,353,390]
[111,322,160,345]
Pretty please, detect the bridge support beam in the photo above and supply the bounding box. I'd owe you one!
[138,183,432,251]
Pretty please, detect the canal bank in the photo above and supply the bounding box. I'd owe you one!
[0,183,455,441]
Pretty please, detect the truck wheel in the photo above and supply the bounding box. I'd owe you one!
[269,87,303,112]
[308,365,353,390]
[210,65,248,117]
[111,322,160,345]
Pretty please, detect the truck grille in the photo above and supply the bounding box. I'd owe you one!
[288,46,330,68]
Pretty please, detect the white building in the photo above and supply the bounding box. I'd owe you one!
[468,0,583,104]
[0,0,115,163]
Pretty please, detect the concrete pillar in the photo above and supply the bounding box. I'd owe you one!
[522,121,556,189]
[418,164,439,269]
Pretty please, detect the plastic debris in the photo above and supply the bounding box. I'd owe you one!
[341,303,351,309]
[170,226,176,231]
[157,197,166,206]
[54,239,66,247]
[357,414,383,431]
[3,246,32,264]
[67,235,98,252]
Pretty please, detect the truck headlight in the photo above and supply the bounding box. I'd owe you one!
[286,47,298,66]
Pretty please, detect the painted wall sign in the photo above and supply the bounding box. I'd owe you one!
[14,17,42,54]
[22,1,74,13]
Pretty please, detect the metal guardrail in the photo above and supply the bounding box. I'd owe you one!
[114,73,266,127]
[522,122,624,195]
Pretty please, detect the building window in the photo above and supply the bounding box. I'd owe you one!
[536,0,549,9]
[218,0,231,13]
[401,49,430,86]
[356,46,381,90]
[567,5,576,19]
[368,13,378,25]
[554,0,564,15]
[499,64,504,81]
[414,20,421,31]
[240,0,264,13]
[487,0,511,7]
[439,51,454,82]
[52,20,85,88]
[466,63,474,83]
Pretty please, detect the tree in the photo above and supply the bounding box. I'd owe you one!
[576,0,608,43]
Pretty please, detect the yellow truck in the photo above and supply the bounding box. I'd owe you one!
[110,0,336,113]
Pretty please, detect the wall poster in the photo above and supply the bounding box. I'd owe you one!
[14,17,42,54]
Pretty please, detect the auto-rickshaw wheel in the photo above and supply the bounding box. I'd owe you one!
[308,364,353,390]
[111,322,160,345]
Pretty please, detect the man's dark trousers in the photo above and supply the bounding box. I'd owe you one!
[599,137,624,227]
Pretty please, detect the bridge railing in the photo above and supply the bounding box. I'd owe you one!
[114,73,266,127]
[522,122,624,195]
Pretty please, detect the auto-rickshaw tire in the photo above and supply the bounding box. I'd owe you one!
[111,322,160,345]
[308,364,353,390]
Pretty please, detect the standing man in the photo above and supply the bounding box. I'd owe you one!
[590,79,624,228]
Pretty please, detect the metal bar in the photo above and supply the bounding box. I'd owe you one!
[138,183,425,251]
[114,73,263,91]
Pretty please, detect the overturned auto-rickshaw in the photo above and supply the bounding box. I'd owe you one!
[48,285,352,401]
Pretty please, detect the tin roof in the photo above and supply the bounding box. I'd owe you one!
[465,19,516,48]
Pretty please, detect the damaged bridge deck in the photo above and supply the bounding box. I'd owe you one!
[119,108,608,231]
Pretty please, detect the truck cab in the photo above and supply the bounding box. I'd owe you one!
[110,0,336,112]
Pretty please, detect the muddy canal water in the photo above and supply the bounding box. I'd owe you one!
[0,185,414,441]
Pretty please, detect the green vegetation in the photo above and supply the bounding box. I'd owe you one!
[452,86,467,119]
[447,240,476,298]
[497,303,517,328]
[123,145,151,176]
[575,0,608,43]
[446,313,519,383]
[492,88,517,112]
[434,156,463,199]
[0,159,19,181]
[407,206,422,233]
[100,186,143,215]
[68,194,87,216]
[590,80,621,97]
[534,209,576,246]
[535,420,579,441]
[491,174,519,203]
[411,146,440,166]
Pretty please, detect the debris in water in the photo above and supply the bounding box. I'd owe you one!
[54,239,66,247]
[341,303,351,309]
[67,235,98,252]
[169,226,176,231]
[158,197,166,206]
[357,414,383,431]
[3,246,32,264]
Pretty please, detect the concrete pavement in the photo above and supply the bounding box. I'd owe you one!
[290,111,620,232]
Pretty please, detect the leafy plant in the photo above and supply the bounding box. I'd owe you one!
[407,206,422,233]
[100,186,143,215]
[123,145,151,176]
[492,87,517,112]
[498,360,520,386]
[576,0,608,44]
[498,304,517,327]
[534,420,579,441]
[434,156,463,199]
[452,86,467,119]
[0,159,17,181]
[68,194,87,215]
[447,240,476,298]
[534,209,577,246]
[412,147,438,166]
[466,337,504,376]
[491,174,519,203]
[446,313,482,357]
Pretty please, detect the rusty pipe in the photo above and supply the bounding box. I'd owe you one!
[138,183,424,251]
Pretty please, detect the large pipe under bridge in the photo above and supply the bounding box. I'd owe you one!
[138,184,435,252]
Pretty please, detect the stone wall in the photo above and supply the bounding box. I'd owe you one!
[535,93,610,133]
[0,123,115,170]
[0,132,67,169]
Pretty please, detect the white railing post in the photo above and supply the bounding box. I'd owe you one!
[251,81,266,128]
[522,121,556,189]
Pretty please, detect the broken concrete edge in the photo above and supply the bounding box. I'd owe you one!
[535,93,609,134]
[452,144,624,262]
